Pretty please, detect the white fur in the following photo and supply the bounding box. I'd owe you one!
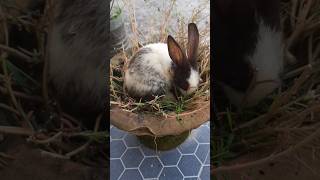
[142,43,173,81]
[186,68,200,94]
[124,43,173,96]
[222,21,283,108]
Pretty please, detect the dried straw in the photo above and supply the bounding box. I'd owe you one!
[213,0,320,175]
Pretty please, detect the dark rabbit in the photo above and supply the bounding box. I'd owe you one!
[213,0,284,108]
[124,23,201,100]
[48,0,108,114]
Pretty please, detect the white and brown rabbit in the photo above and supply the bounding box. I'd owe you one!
[124,23,201,101]
[213,0,284,108]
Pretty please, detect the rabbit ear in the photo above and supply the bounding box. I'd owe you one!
[167,35,186,66]
[187,23,199,67]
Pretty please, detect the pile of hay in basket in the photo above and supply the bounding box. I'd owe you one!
[213,0,320,175]
[110,19,210,137]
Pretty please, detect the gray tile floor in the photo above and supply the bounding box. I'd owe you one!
[110,122,210,180]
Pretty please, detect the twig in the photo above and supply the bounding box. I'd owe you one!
[126,0,140,48]
[294,153,320,178]
[40,150,69,159]
[0,152,15,160]
[269,68,311,113]
[0,3,9,45]
[0,44,32,62]
[212,126,320,174]
[0,157,9,166]
[0,103,19,115]
[41,0,55,107]
[283,62,320,79]
[65,141,91,158]
[0,86,43,102]
[0,126,34,136]
[31,131,63,144]
[234,94,316,131]
[290,0,298,28]
[159,0,176,42]
[64,114,102,158]
[1,55,33,131]
[61,112,81,127]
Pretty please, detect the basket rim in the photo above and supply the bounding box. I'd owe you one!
[110,100,210,137]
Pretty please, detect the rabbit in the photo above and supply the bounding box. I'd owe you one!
[124,23,201,101]
[47,0,109,115]
[213,0,284,108]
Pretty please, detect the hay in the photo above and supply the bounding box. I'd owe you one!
[0,0,108,167]
[213,0,320,174]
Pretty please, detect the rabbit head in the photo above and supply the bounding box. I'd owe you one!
[167,23,201,95]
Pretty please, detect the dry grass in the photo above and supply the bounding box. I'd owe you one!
[110,0,210,118]
[213,0,320,175]
[0,0,107,167]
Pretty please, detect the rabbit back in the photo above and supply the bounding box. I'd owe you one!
[124,43,174,99]
[48,0,108,113]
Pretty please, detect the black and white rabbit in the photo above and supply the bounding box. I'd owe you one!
[213,0,283,108]
[124,23,201,100]
[48,0,108,115]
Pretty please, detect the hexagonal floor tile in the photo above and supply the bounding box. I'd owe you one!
[110,126,126,140]
[111,121,210,179]
[140,145,157,156]
[159,148,181,166]
[184,177,198,180]
[205,153,210,165]
[159,167,183,180]
[124,133,140,147]
[119,169,143,180]
[178,136,198,154]
[178,155,202,176]
[110,140,126,158]
[200,166,210,180]
[121,148,144,168]
[139,157,163,178]
[194,125,210,143]
[195,144,210,164]
[110,159,124,180]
